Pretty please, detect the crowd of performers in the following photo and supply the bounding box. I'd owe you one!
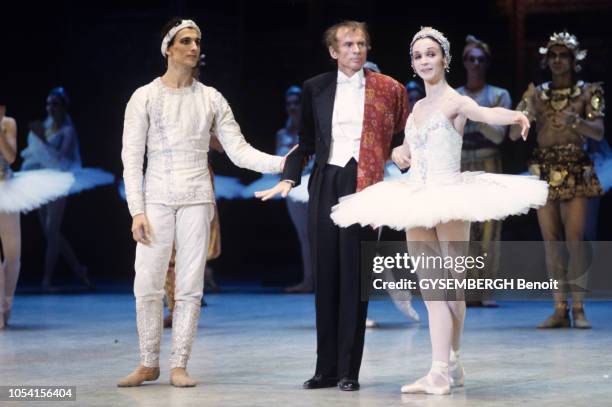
[1,16,610,395]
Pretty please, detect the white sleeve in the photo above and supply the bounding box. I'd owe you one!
[121,87,149,217]
[211,90,282,174]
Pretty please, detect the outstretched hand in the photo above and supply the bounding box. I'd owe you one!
[132,213,153,245]
[255,180,293,201]
[514,112,531,141]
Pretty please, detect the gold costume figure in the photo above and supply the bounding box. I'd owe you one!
[512,31,605,329]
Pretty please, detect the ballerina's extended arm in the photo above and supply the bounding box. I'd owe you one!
[458,96,530,140]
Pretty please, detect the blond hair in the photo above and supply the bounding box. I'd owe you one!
[323,20,371,51]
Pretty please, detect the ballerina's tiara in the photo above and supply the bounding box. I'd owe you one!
[538,31,587,61]
[160,19,202,57]
[410,26,452,67]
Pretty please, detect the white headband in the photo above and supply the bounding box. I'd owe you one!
[160,19,202,57]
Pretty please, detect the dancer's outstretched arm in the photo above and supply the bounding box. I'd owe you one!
[509,84,536,141]
[457,96,530,140]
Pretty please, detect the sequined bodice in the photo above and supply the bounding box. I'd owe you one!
[405,110,462,184]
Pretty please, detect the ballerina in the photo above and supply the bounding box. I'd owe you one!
[0,102,73,328]
[330,27,548,395]
[21,87,114,290]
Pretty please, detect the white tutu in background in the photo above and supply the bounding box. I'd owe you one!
[213,175,245,200]
[287,174,310,203]
[595,158,612,193]
[331,111,549,230]
[241,173,309,202]
[384,161,410,181]
[118,175,246,201]
[118,180,127,201]
[0,170,75,213]
[592,138,612,193]
[241,174,280,199]
[69,167,115,194]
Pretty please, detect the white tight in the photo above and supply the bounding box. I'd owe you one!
[406,220,470,365]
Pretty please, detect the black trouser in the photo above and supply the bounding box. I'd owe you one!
[312,159,369,380]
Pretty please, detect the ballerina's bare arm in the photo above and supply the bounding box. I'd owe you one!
[457,95,530,140]
[0,115,17,164]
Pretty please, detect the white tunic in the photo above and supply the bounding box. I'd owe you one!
[122,78,282,216]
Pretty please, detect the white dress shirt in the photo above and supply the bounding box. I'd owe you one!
[122,78,282,217]
[328,69,365,167]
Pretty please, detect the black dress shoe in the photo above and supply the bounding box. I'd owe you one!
[303,374,338,389]
[338,378,360,391]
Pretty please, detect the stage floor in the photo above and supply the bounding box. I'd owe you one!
[1,292,611,406]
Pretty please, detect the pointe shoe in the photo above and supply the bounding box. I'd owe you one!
[401,361,451,395]
[170,367,197,387]
[449,359,465,388]
[537,302,570,329]
[572,306,592,329]
[117,365,160,387]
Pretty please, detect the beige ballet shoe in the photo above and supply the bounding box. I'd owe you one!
[401,361,451,395]
[117,365,160,387]
[449,354,465,388]
[170,367,197,387]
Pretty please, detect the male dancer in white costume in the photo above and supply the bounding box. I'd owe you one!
[119,18,285,387]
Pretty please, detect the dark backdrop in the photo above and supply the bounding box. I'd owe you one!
[2,0,611,286]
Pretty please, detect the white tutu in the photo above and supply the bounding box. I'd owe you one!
[594,156,612,193]
[241,174,280,199]
[213,175,245,200]
[0,170,75,213]
[287,174,310,203]
[118,180,126,201]
[331,172,548,230]
[69,167,115,194]
[331,111,549,230]
[118,175,246,201]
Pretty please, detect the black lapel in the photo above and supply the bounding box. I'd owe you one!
[312,72,337,146]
